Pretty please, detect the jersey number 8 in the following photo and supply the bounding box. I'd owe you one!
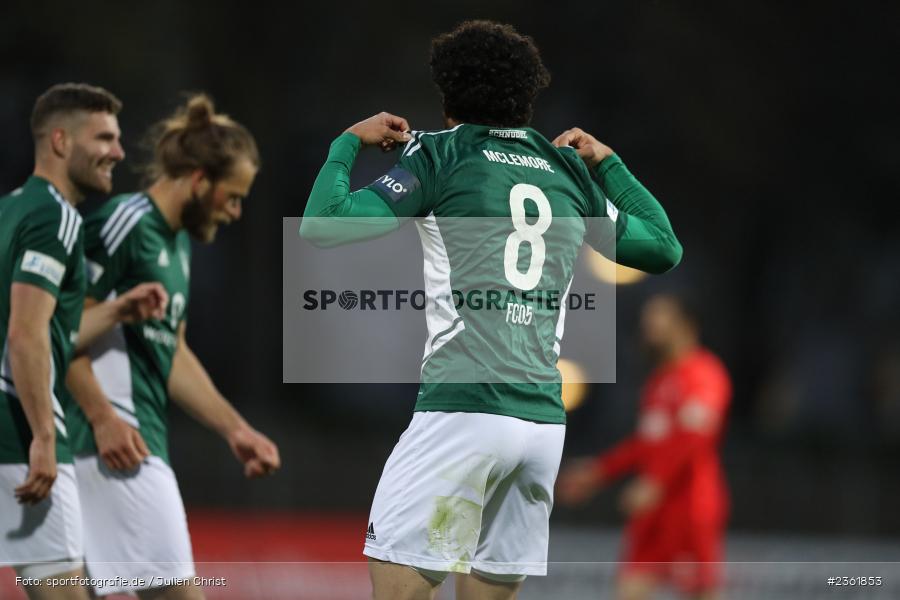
[504,183,552,291]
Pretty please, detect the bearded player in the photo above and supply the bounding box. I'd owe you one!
[558,294,732,600]
[0,83,165,600]
[302,21,684,600]
[64,95,281,599]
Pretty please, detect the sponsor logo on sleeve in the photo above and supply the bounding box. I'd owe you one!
[605,198,619,222]
[372,166,420,203]
[21,250,65,287]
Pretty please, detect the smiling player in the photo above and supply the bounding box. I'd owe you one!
[0,83,123,600]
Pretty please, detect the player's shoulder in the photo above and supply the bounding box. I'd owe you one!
[413,123,467,145]
[89,192,150,222]
[693,348,728,372]
[3,178,80,231]
[397,123,466,167]
[2,177,65,213]
[0,179,82,260]
[86,192,154,257]
[542,137,596,180]
[686,348,732,392]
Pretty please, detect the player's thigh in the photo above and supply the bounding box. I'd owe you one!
[471,421,564,578]
[18,567,90,600]
[365,412,524,574]
[0,463,84,569]
[74,455,195,596]
[368,558,440,600]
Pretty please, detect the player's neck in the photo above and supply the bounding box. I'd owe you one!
[662,337,699,364]
[32,162,83,206]
[146,178,186,231]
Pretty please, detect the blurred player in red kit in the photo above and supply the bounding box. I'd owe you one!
[558,293,732,600]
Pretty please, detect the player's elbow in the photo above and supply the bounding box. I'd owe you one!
[298,218,338,249]
[7,323,38,347]
[651,237,683,274]
[7,324,47,358]
[632,236,682,275]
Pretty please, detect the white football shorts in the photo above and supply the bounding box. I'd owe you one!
[0,463,83,570]
[364,411,566,577]
[74,454,195,596]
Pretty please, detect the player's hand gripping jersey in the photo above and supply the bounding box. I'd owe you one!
[0,177,86,464]
[303,125,681,423]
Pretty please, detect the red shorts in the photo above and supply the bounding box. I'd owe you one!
[620,511,724,594]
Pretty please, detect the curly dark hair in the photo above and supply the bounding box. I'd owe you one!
[430,20,550,128]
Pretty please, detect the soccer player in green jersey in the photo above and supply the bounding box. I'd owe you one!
[0,83,126,600]
[302,21,682,600]
[65,95,281,600]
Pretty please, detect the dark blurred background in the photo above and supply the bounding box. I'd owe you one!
[2,0,899,540]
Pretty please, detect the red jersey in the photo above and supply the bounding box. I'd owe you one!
[596,346,731,518]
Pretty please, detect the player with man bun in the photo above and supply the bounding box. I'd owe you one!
[65,94,281,599]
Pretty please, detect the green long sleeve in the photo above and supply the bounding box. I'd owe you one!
[594,154,683,274]
[299,133,399,247]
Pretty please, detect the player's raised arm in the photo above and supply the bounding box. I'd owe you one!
[299,112,412,247]
[168,322,280,478]
[7,283,58,504]
[553,128,683,273]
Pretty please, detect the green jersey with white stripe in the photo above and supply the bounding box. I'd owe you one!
[65,193,191,464]
[366,125,617,424]
[0,176,86,464]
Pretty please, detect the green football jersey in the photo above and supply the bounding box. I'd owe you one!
[65,193,191,464]
[0,176,86,464]
[365,125,618,424]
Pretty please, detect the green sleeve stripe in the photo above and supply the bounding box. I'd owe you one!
[102,194,150,256]
[48,185,82,254]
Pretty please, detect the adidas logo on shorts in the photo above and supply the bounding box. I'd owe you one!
[366,522,377,541]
